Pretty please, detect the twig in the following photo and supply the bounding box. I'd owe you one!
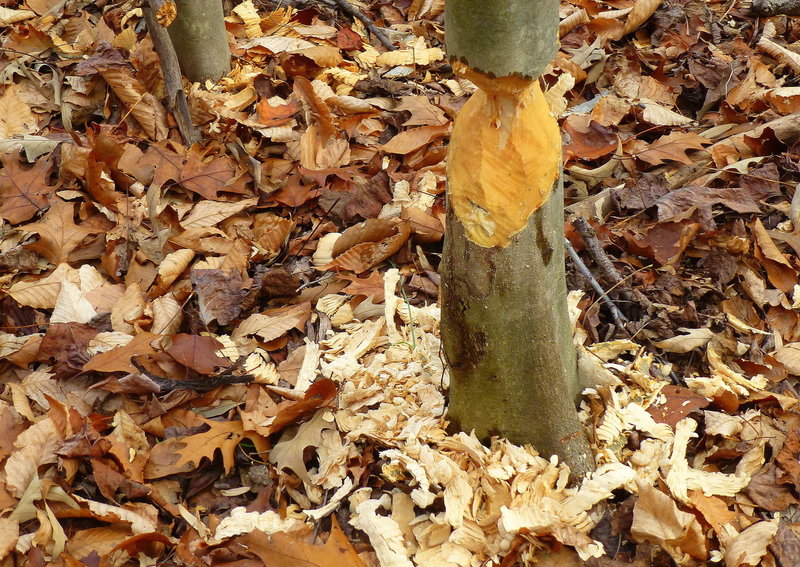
[565,237,628,329]
[571,216,654,312]
[131,357,253,392]
[329,0,395,50]
[143,0,201,145]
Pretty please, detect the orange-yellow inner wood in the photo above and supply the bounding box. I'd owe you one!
[447,65,560,248]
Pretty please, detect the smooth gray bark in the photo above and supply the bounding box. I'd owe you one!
[442,0,593,477]
[168,0,231,82]
[445,0,559,79]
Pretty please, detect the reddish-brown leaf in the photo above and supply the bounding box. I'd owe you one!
[166,334,230,375]
[268,379,337,434]
[0,153,56,224]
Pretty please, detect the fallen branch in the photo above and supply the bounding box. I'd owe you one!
[571,216,654,314]
[750,0,800,16]
[131,357,253,393]
[565,236,629,329]
[143,0,201,145]
[329,0,395,51]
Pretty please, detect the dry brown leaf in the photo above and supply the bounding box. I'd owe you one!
[4,417,61,497]
[23,198,101,264]
[270,409,336,483]
[621,0,663,36]
[381,124,449,155]
[83,332,160,374]
[232,302,311,341]
[111,282,145,333]
[6,264,78,308]
[180,198,258,229]
[237,516,367,567]
[0,83,37,137]
[634,131,710,166]
[0,153,56,224]
[94,65,168,140]
[324,219,411,273]
[145,412,268,479]
[0,517,18,560]
[751,219,797,292]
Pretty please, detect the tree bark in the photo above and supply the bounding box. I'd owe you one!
[442,0,593,477]
[168,0,231,82]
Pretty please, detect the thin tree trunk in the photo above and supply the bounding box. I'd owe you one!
[442,0,593,477]
[168,0,231,82]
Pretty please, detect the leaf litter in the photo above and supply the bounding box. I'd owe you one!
[2,0,800,566]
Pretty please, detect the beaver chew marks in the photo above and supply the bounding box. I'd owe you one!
[447,64,561,248]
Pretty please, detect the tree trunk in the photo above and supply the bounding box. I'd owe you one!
[168,0,231,82]
[442,0,593,477]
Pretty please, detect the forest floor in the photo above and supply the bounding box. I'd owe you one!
[2,0,800,565]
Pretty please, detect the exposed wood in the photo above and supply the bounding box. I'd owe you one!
[442,180,593,477]
[442,0,593,477]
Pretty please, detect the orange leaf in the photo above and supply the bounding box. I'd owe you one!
[751,219,797,292]
[325,219,411,273]
[256,98,300,127]
[268,379,337,435]
[237,516,367,567]
[83,333,160,374]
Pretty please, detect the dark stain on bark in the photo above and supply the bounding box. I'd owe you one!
[466,328,487,369]
[534,213,553,266]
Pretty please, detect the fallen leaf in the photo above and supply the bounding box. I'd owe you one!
[166,334,230,375]
[83,333,160,374]
[270,409,336,483]
[381,124,449,155]
[237,516,366,567]
[145,412,268,479]
[634,131,709,166]
[0,152,56,224]
[23,198,101,264]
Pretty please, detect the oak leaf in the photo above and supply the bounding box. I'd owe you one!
[395,95,447,127]
[270,410,337,483]
[0,152,56,224]
[23,198,101,264]
[634,131,710,166]
[144,413,268,479]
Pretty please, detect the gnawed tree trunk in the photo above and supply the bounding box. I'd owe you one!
[168,0,231,82]
[442,0,594,477]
